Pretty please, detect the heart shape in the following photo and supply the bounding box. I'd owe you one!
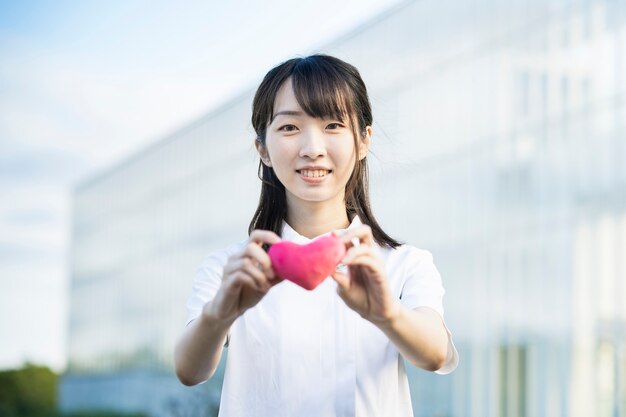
[268,234,347,290]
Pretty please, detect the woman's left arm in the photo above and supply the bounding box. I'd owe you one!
[331,225,449,372]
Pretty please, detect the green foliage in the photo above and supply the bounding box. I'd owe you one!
[0,364,147,417]
[53,412,146,417]
[0,363,57,417]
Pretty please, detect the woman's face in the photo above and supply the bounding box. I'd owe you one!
[258,77,371,210]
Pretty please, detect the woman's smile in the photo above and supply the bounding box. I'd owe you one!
[296,167,333,183]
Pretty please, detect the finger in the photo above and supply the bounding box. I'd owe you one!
[335,233,360,252]
[249,229,282,246]
[241,243,276,279]
[347,254,383,271]
[352,225,373,246]
[239,258,272,292]
[336,225,373,247]
[224,252,264,278]
[222,271,251,295]
[234,269,270,294]
[226,241,275,279]
[331,270,350,290]
[342,244,375,264]
[223,255,241,277]
[223,257,246,282]
[224,258,269,291]
[346,257,386,284]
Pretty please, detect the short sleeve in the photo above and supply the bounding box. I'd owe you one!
[399,248,445,316]
[185,240,246,326]
[398,247,459,375]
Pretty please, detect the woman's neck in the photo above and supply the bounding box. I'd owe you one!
[285,200,350,239]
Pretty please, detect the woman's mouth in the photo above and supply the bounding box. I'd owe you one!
[296,169,332,183]
[297,169,332,178]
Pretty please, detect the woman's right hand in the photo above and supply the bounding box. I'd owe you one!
[203,230,282,323]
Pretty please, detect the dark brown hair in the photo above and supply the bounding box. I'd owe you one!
[248,54,400,248]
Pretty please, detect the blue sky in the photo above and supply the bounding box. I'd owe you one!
[0,0,402,371]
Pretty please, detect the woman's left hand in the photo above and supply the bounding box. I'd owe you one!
[331,225,401,327]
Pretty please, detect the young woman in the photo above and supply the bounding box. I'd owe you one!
[175,54,458,417]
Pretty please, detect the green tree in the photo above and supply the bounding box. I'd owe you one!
[0,363,57,417]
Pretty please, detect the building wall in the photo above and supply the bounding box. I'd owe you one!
[63,0,626,416]
[63,93,260,415]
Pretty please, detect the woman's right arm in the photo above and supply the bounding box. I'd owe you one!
[174,305,234,386]
[174,230,282,386]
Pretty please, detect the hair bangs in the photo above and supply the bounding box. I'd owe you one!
[291,60,353,126]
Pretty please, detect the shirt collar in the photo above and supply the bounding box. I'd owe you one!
[280,215,363,243]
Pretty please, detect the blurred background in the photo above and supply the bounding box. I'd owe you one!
[1,0,624,416]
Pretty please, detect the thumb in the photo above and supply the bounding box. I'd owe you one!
[331,271,350,291]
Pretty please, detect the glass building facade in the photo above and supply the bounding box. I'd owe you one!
[62,0,626,416]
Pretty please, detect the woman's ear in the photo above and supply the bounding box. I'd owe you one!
[254,139,272,167]
[358,126,373,160]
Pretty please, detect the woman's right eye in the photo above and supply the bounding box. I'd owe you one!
[278,124,298,132]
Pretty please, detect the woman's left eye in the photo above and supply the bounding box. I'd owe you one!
[326,123,344,130]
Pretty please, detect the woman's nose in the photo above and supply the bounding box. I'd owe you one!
[299,129,327,159]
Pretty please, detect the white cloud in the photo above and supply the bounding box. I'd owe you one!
[0,184,69,248]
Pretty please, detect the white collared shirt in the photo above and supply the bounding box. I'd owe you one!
[186,216,458,417]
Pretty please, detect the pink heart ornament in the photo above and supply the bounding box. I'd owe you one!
[268,235,347,290]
